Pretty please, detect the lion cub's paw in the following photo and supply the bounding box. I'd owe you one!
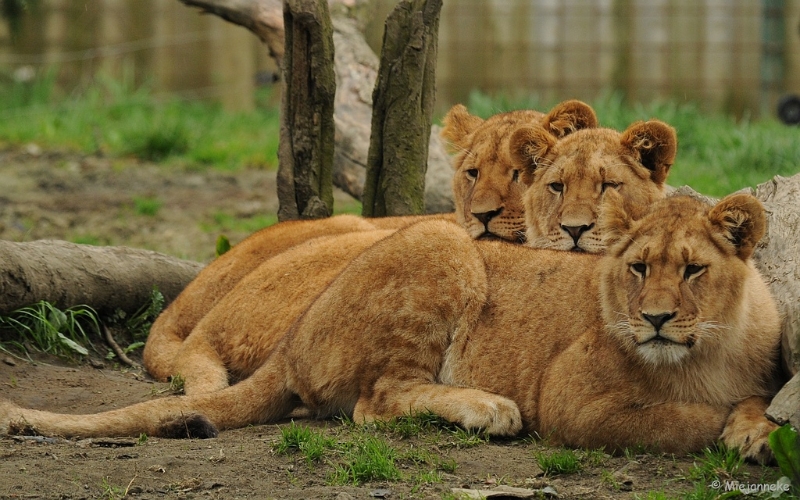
[456,396,522,436]
[720,410,777,464]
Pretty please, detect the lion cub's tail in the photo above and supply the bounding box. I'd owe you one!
[1,360,295,439]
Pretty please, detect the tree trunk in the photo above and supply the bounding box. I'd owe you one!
[0,240,202,316]
[277,0,336,221]
[178,0,455,213]
[362,0,442,217]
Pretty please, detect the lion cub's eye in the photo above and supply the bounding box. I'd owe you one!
[466,168,479,180]
[512,169,520,182]
[601,182,619,192]
[630,263,647,276]
[549,182,564,193]
[684,264,705,280]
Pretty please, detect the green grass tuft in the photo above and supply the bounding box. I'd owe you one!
[687,443,744,483]
[274,421,337,464]
[375,410,452,438]
[328,434,402,485]
[534,448,583,476]
[133,196,163,217]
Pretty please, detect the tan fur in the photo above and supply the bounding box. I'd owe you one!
[512,120,677,252]
[443,100,597,242]
[142,213,440,381]
[143,101,597,383]
[0,194,781,462]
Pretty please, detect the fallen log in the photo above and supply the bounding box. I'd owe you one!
[0,240,202,316]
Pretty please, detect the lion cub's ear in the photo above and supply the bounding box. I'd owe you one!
[441,104,484,153]
[509,125,557,184]
[542,100,598,138]
[597,189,632,248]
[620,120,677,186]
[708,194,767,260]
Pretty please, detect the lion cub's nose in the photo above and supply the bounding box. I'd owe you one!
[473,208,503,225]
[561,223,594,244]
[642,312,676,331]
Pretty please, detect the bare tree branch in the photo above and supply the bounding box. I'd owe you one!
[179,0,285,63]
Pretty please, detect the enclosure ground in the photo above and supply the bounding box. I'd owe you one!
[0,147,788,499]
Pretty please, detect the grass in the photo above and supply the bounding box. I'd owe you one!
[133,196,163,217]
[0,70,281,171]
[268,415,486,487]
[464,90,800,197]
[1,288,164,360]
[687,444,744,483]
[2,71,796,198]
[328,434,402,485]
[273,421,337,464]
[0,300,100,358]
[372,411,490,449]
[534,448,583,476]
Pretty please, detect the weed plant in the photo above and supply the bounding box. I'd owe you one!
[1,288,164,359]
[0,300,99,358]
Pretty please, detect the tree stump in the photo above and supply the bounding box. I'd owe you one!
[362,0,443,216]
[277,0,336,221]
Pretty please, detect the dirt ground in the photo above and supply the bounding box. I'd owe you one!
[0,147,789,499]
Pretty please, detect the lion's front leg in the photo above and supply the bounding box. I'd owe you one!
[720,396,777,464]
[353,380,522,436]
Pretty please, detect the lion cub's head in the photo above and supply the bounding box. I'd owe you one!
[442,100,597,243]
[598,191,773,368]
[510,120,677,252]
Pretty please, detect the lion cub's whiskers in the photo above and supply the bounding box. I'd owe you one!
[693,321,731,343]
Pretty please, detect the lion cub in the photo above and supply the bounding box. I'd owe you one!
[0,192,781,463]
[143,100,599,383]
[141,116,677,396]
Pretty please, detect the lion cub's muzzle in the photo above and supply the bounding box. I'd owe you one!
[643,312,675,332]
[636,312,695,350]
[473,207,527,243]
[560,223,594,252]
